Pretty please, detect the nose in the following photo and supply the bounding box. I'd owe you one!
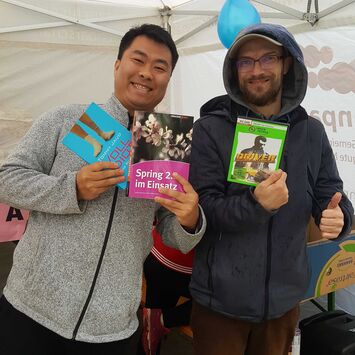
[139,65,153,80]
[251,60,264,75]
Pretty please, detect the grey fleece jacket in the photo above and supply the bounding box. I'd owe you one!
[0,95,205,343]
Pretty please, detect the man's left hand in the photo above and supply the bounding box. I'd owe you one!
[319,192,344,239]
[154,173,199,230]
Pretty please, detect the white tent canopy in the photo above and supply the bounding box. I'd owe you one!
[1,0,355,118]
[1,0,355,206]
[1,0,355,53]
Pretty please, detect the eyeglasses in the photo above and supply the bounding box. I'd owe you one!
[236,54,283,73]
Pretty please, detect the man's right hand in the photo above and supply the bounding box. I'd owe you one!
[253,169,289,212]
[76,162,125,201]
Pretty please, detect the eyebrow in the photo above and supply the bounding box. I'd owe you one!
[132,49,170,68]
[238,51,281,59]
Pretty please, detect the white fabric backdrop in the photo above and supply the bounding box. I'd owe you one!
[0,42,116,162]
[300,27,355,209]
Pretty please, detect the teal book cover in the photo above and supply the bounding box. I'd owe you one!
[62,103,131,189]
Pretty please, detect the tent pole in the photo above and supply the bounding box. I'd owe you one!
[160,6,171,34]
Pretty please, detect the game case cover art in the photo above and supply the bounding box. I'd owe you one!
[128,111,193,199]
[227,117,288,186]
[62,103,131,189]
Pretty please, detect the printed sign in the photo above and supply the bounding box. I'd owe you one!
[0,203,29,242]
[304,234,355,299]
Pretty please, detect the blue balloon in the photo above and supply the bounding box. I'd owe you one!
[217,0,261,48]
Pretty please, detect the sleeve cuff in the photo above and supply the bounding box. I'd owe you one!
[182,205,206,235]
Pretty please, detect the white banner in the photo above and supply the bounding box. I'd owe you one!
[297,27,355,207]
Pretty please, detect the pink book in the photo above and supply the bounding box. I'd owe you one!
[128,112,193,200]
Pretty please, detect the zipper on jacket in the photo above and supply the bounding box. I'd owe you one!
[72,187,118,340]
[207,245,215,308]
[263,217,273,320]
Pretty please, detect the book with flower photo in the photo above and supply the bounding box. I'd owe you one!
[128,112,193,199]
[62,103,131,189]
[227,117,288,186]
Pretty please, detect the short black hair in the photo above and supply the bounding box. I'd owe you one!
[117,24,179,72]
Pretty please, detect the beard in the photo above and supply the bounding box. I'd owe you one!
[239,74,282,107]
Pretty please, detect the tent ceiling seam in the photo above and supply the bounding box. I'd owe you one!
[0,13,158,34]
[318,0,355,18]
[0,0,128,37]
[252,0,304,19]
[171,10,218,16]
[175,16,217,45]
[172,0,196,10]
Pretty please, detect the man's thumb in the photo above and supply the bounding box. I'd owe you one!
[327,192,342,209]
[263,169,283,186]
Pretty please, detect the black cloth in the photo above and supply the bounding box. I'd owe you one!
[0,296,139,355]
[144,253,191,328]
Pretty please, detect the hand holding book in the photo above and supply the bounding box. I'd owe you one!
[154,172,199,230]
[253,169,289,212]
[76,162,125,201]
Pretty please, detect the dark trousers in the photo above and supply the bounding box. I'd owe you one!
[191,300,299,355]
[0,296,139,355]
[144,253,192,328]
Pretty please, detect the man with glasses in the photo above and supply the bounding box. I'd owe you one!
[189,23,353,355]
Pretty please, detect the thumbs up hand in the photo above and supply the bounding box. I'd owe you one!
[319,192,344,239]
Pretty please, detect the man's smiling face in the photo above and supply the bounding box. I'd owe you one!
[114,35,172,116]
[237,38,288,108]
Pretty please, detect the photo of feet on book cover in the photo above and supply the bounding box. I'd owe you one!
[70,112,115,157]
[132,112,193,164]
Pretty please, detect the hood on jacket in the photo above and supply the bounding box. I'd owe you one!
[223,23,308,118]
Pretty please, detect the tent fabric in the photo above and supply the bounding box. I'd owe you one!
[1,1,355,51]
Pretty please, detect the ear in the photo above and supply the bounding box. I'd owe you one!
[114,59,121,72]
[283,56,292,75]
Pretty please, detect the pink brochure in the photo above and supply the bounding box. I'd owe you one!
[128,160,190,199]
[128,111,193,200]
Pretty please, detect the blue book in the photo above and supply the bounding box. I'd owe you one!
[62,103,131,189]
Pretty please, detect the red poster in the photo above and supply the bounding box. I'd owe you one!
[0,203,29,242]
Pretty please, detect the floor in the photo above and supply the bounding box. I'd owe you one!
[0,241,328,355]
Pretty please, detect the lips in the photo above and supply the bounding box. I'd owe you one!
[248,77,270,85]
